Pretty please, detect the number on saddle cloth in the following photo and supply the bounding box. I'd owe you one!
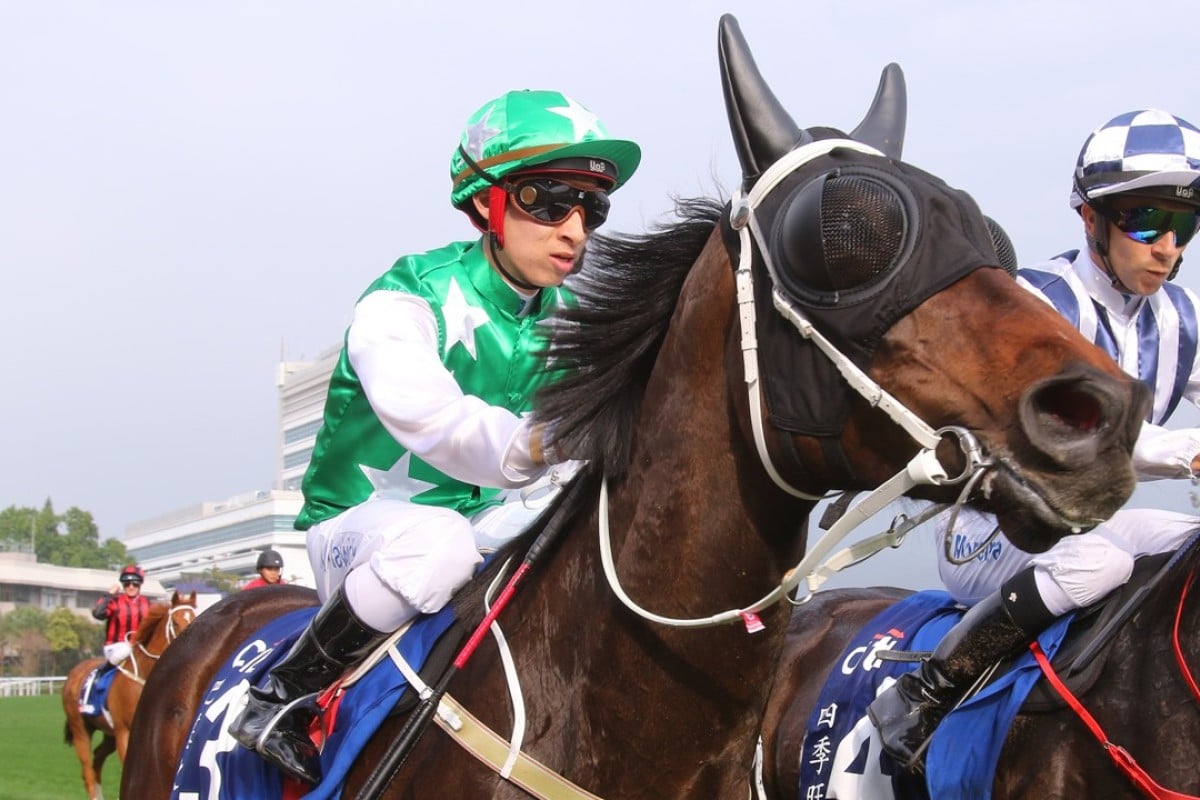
[796,591,1075,800]
[169,605,459,800]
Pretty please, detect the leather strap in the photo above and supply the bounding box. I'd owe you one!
[434,693,603,800]
[1032,642,1200,800]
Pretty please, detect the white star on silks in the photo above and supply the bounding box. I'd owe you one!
[547,97,604,140]
[442,276,491,360]
[464,107,501,160]
[360,451,437,500]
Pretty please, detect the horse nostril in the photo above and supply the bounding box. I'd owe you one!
[1035,382,1103,433]
[1018,367,1129,469]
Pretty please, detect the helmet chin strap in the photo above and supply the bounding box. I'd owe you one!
[1086,203,1139,295]
[459,146,542,293]
[486,233,541,293]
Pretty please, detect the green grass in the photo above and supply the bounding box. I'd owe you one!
[0,694,122,800]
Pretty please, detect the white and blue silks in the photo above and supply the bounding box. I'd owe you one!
[1018,248,1200,478]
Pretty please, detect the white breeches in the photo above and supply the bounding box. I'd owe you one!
[102,641,131,666]
[933,505,1200,614]
[307,469,575,632]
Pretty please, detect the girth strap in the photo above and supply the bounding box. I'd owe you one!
[433,693,603,800]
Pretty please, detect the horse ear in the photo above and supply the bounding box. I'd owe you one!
[718,14,809,191]
[849,63,906,159]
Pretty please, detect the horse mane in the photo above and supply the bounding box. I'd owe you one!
[451,197,725,624]
[133,601,170,646]
[533,195,726,479]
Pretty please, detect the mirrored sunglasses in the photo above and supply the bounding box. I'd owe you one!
[508,178,611,231]
[1096,204,1200,247]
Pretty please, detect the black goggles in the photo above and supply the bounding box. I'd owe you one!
[1095,204,1200,247]
[507,178,611,231]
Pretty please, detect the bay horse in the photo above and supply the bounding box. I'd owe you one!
[122,15,1149,799]
[62,590,197,799]
[756,542,1200,799]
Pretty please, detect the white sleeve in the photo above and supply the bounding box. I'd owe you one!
[348,289,546,489]
[1132,420,1200,480]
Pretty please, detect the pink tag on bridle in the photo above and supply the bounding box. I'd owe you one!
[741,611,766,633]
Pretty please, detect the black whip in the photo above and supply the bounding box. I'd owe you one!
[355,467,591,799]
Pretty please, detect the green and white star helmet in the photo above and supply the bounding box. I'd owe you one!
[450,89,642,213]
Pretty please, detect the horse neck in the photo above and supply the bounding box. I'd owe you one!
[492,241,811,791]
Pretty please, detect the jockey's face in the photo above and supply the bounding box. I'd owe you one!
[258,566,282,585]
[122,581,142,596]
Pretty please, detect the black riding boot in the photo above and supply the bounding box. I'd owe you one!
[867,582,1043,771]
[229,586,386,785]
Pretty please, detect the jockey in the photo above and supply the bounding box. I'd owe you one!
[870,109,1200,770]
[91,564,150,667]
[227,88,640,785]
[242,549,287,589]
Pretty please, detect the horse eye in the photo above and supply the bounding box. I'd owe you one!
[771,173,907,300]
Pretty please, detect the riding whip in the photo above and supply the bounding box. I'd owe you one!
[356,465,592,800]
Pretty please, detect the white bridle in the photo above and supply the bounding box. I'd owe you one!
[599,138,992,630]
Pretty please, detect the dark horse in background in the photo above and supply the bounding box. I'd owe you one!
[757,542,1200,800]
[62,591,196,800]
[123,15,1148,799]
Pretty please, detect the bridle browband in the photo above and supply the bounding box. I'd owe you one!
[598,138,992,630]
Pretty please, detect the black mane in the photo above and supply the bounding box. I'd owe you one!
[533,196,725,479]
[452,196,724,623]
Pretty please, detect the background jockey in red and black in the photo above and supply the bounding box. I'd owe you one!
[92,564,150,666]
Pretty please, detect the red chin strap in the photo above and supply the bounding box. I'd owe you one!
[487,185,508,249]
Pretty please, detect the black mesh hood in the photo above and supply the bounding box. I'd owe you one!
[728,147,1001,437]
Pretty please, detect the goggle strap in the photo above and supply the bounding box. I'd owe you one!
[457,145,505,189]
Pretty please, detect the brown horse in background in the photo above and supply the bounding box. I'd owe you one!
[123,15,1148,800]
[758,541,1200,799]
[62,590,196,799]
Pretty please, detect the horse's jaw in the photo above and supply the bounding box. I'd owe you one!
[976,454,1138,552]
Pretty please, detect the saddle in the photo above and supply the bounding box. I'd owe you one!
[170,606,463,800]
[1019,550,1173,711]
[78,663,116,721]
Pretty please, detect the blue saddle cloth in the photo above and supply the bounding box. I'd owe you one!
[796,590,1072,800]
[170,605,456,800]
[78,663,117,718]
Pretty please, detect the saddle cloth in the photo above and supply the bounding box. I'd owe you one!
[170,605,456,800]
[796,590,1072,800]
[78,664,117,720]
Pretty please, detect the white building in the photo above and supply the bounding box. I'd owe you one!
[122,347,340,592]
[0,546,168,618]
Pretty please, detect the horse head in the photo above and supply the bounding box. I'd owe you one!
[716,14,1148,553]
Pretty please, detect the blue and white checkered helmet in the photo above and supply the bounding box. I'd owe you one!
[1071,109,1200,210]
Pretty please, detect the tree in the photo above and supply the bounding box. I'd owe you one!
[0,607,50,676]
[0,501,128,568]
[46,607,84,673]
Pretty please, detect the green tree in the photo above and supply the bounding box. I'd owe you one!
[0,502,127,568]
[46,607,83,673]
[0,607,50,676]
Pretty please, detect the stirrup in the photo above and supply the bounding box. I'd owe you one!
[251,691,321,754]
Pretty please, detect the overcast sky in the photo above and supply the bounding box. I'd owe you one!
[4,1,1198,589]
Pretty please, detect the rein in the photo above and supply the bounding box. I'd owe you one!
[1029,566,1200,800]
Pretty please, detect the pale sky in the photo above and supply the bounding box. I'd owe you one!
[4,1,1197,590]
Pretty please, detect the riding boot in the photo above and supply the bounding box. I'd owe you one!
[867,585,1040,771]
[229,586,386,785]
